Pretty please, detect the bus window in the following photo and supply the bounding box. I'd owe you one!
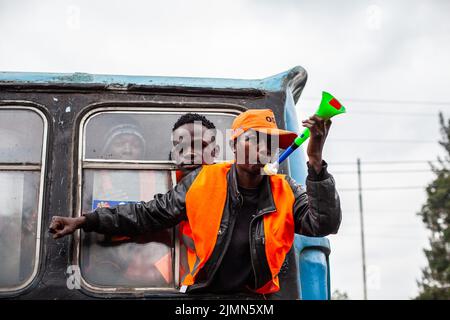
[79,110,237,291]
[0,110,43,163]
[84,112,236,162]
[81,169,174,288]
[0,108,47,291]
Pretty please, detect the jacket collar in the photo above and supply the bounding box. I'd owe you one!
[229,163,276,215]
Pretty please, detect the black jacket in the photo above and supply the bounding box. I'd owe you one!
[83,161,342,297]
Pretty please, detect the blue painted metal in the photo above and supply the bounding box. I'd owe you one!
[295,235,331,300]
[284,89,308,185]
[284,89,331,300]
[0,66,307,99]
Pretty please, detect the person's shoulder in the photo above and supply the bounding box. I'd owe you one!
[179,166,203,182]
[172,167,203,191]
[278,175,304,194]
[271,173,299,185]
[200,161,233,173]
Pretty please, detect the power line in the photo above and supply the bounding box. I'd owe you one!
[301,97,450,107]
[343,211,421,215]
[341,224,426,229]
[348,111,444,117]
[337,234,424,240]
[299,109,447,117]
[333,169,432,174]
[330,160,439,165]
[329,138,436,144]
[344,223,422,227]
[340,185,425,192]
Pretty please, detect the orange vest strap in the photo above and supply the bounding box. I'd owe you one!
[184,162,232,283]
[260,175,295,293]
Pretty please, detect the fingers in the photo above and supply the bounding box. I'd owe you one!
[302,115,325,126]
[53,231,63,239]
[301,120,314,128]
[310,115,324,122]
[48,216,62,234]
[302,118,319,130]
[303,120,324,137]
[53,230,64,239]
[49,216,73,239]
[52,224,75,239]
[53,227,70,239]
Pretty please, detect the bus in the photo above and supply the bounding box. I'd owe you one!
[0,66,331,300]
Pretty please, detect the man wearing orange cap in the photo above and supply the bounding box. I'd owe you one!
[49,109,341,299]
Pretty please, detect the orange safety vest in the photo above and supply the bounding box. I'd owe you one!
[179,162,295,294]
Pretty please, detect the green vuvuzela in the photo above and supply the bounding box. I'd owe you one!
[293,91,346,147]
[263,91,347,175]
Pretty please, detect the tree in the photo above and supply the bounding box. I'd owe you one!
[416,112,450,300]
[331,289,349,300]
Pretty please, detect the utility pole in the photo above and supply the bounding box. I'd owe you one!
[357,158,368,300]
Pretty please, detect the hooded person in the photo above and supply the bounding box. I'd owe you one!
[100,122,147,161]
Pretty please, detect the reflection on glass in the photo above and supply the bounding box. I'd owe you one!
[0,172,40,288]
[0,110,44,163]
[81,169,174,288]
[84,112,235,161]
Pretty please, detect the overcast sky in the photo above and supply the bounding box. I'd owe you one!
[1,0,449,299]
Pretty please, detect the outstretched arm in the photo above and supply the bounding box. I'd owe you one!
[49,168,200,239]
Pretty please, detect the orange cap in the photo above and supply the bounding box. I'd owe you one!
[231,109,298,149]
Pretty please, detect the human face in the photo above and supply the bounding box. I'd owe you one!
[108,134,144,160]
[233,129,274,175]
[171,123,218,171]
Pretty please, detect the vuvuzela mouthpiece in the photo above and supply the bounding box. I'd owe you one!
[263,162,279,176]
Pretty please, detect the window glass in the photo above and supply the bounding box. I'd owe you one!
[80,169,174,288]
[0,108,45,291]
[0,171,40,288]
[84,112,236,161]
[0,110,44,163]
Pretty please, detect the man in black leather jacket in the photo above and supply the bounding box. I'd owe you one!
[49,109,341,299]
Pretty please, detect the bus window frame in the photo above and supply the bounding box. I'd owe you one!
[75,104,243,295]
[0,105,48,294]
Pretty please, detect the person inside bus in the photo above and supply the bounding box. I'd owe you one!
[50,109,341,298]
[169,113,221,287]
[170,112,219,179]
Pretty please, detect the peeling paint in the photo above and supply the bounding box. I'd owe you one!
[0,67,307,102]
[65,106,71,113]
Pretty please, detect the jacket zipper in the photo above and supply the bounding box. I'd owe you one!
[188,193,243,291]
[249,208,275,289]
